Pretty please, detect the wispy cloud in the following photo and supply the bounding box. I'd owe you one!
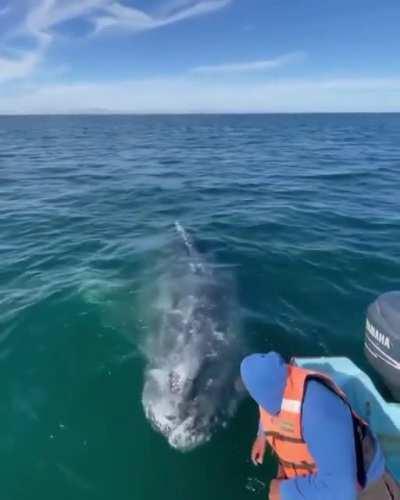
[191,52,305,74]
[0,0,231,83]
[93,0,231,33]
[25,0,107,36]
[0,49,43,83]
[0,0,105,83]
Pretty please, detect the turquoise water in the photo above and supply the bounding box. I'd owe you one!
[1,114,400,500]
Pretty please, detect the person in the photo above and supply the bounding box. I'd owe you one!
[240,352,400,500]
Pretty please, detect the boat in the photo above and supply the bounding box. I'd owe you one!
[294,291,400,479]
[295,356,400,479]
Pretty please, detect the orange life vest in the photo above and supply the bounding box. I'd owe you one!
[259,363,368,481]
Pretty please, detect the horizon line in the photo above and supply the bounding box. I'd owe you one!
[1,111,400,117]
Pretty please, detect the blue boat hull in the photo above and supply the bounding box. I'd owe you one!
[295,357,400,480]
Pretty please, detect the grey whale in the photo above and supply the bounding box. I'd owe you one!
[141,223,243,451]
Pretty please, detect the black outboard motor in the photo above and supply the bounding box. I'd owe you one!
[365,292,400,402]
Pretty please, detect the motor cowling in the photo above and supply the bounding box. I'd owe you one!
[365,292,400,402]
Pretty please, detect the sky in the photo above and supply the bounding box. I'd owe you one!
[0,0,399,113]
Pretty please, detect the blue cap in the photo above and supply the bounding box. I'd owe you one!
[240,352,287,415]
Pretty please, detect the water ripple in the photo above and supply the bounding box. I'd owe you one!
[0,114,400,498]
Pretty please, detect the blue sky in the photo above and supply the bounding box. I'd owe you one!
[0,0,399,113]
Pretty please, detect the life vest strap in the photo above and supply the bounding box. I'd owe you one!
[278,458,316,472]
[264,431,304,444]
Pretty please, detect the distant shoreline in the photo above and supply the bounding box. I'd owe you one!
[1,112,400,117]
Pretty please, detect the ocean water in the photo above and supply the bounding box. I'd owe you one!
[0,114,399,500]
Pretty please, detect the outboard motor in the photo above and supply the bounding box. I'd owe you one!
[365,292,400,402]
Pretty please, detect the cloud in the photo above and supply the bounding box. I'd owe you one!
[0,0,104,83]
[93,0,231,33]
[191,52,305,74]
[21,0,230,36]
[0,50,43,83]
[1,76,399,114]
[25,0,108,35]
[0,0,231,83]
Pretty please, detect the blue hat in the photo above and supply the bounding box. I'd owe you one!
[240,352,287,415]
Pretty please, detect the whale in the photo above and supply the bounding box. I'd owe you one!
[141,223,243,451]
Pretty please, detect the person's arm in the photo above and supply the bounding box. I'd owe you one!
[279,380,358,500]
[250,418,267,465]
[257,419,264,437]
[254,418,284,485]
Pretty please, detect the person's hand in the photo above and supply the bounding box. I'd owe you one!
[268,479,281,500]
[251,436,266,465]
